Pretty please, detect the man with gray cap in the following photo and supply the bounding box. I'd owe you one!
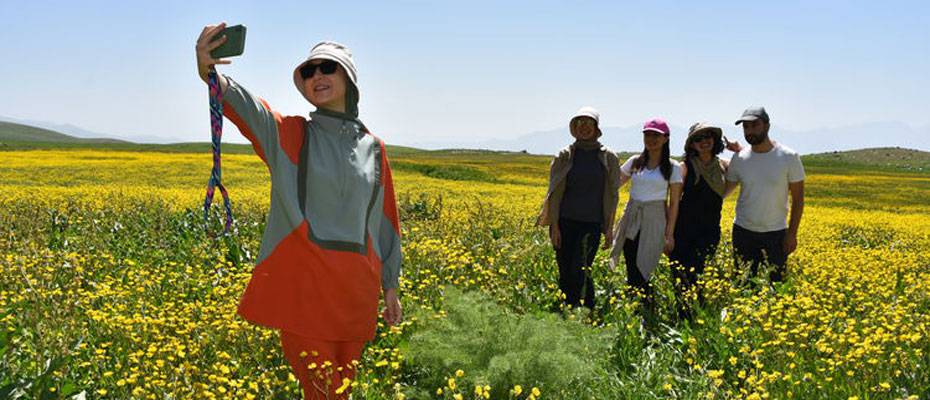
[723,107,805,285]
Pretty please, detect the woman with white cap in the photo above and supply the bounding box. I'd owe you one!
[609,118,683,312]
[196,23,402,399]
[669,122,729,320]
[537,107,621,310]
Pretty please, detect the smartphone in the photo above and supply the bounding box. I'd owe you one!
[210,24,246,59]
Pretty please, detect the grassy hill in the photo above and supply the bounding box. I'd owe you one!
[804,147,930,173]
[0,121,128,145]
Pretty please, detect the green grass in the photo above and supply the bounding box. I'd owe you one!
[391,161,499,183]
[404,287,617,399]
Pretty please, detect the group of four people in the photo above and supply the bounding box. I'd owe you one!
[539,106,805,318]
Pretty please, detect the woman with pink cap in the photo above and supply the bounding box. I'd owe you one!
[196,23,402,399]
[609,118,683,313]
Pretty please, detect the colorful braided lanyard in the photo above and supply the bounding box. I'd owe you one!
[203,69,233,235]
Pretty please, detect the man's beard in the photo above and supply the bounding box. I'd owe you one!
[745,130,768,145]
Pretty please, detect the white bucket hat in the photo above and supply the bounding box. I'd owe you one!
[570,106,602,138]
[292,41,360,117]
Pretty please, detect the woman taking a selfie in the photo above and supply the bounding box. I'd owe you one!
[195,23,402,399]
[609,118,683,312]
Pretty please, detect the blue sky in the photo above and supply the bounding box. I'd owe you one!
[1,0,928,150]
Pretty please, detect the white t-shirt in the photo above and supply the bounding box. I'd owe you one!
[726,143,805,232]
[621,155,684,202]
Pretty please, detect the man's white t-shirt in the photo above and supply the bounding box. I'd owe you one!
[621,155,684,202]
[726,142,805,232]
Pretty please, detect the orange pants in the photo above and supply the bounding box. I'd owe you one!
[280,331,366,400]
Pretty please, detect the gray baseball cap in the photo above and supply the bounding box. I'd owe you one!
[735,106,770,125]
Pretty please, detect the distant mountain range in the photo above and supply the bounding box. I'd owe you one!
[2,116,928,155]
[409,121,930,155]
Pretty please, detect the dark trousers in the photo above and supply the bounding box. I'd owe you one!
[669,230,719,319]
[623,233,653,306]
[555,218,601,309]
[732,224,788,284]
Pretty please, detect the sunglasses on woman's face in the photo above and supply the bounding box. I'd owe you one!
[299,60,339,79]
[693,133,714,142]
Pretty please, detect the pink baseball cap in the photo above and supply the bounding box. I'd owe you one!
[642,118,670,135]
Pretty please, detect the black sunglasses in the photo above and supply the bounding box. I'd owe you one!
[693,133,714,141]
[299,60,339,79]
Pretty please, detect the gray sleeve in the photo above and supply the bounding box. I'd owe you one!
[220,75,280,164]
[377,148,403,290]
[379,217,403,290]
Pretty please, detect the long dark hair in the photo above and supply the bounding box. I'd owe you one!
[632,141,672,180]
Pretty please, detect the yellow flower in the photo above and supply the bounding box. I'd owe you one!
[335,378,351,394]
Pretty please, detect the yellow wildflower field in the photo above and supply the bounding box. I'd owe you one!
[0,148,928,399]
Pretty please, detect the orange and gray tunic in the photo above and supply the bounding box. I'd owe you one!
[221,75,402,341]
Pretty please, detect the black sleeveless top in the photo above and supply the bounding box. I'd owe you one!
[675,158,723,235]
[560,147,606,223]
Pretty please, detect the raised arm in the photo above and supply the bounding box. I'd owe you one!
[195,23,282,166]
[195,23,231,93]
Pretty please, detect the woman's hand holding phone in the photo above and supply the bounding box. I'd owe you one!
[196,23,233,83]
